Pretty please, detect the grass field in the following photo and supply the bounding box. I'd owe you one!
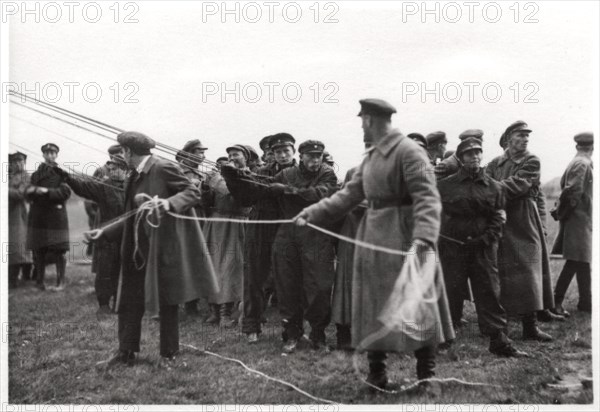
[7,206,594,405]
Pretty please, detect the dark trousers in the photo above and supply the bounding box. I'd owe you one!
[439,240,507,336]
[554,260,591,310]
[368,345,436,380]
[8,264,33,287]
[272,225,335,341]
[117,268,179,357]
[241,223,280,334]
[94,244,120,306]
[33,248,66,286]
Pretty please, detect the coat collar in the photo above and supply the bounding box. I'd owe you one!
[498,149,530,166]
[457,166,489,185]
[372,129,404,158]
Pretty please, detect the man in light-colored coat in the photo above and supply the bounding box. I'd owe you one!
[295,99,454,390]
[551,132,593,315]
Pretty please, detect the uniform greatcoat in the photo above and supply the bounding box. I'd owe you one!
[486,150,554,315]
[8,169,32,265]
[551,154,593,263]
[303,130,454,352]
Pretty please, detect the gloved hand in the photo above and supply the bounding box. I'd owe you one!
[268,183,287,196]
[293,210,310,227]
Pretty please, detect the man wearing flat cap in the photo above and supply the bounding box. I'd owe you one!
[486,121,556,341]
[54,156,127,315]
[8,152,33,287]
[259,135,275,165]
[550,132,594,315]
[435,129,483,180]
[294,99,454,390]
[201,144,252,328]
[26,143,71,291]
[425,131,447,166]
[221,133,298,343]
[437,138,527,358]
[88,131,218,367]
[407,133,428,150]
[243,144,262,172]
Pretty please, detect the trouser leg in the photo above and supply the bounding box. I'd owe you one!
[21,263,33,281]
[554,260,578,305]
[414,345,436,380]
[367,351,388,384]
[9,265,20,288]
[33,249,47,287]
[302,231,335,343]
[575,261,591,311]
[439,242,467,326]
[272,227,304,340]
[470,242,508,337]
[55,252,66,287]
[118,270,145,353]
[159,303,179,357]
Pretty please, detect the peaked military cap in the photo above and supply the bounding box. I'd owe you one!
[499,121,532,148]
[41,143,59,153]
[574,132,593,146]
[357,98,397,117]
[298,140,325,154]
[243,145,260,161]
[457,137,483,157]
[459,129,484,141]
[426,131,447,145]
[107,144,123,155]
[107,154,128,169]
[182,139,208,153]
[407,133,428,149]
[9,151,27,162]
[259,135,273,151]
[269,133,296,150]
[117,131,156,152]
[226,144,250,160]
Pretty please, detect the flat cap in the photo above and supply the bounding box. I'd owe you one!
[243,145,260,161]
[574,132,593,146]
[259,135,273,151]
[426,131,447,145]
[407,132,428,149]
[107,144,123,155]
[456,137,483,157]
[298,139,325,154]
[357,98,397,117]
[443,150,455,160]
[107,154,128,169]
[323,150,334,164]
[117,131,156,152]
[182,139,208,153]
[226,144,250,160]
[216,156,229,163]
[41,143,59,153]
[499,121,531,148]
[9,151,27,162]
[269,133,296,150]
[459,129,484,141]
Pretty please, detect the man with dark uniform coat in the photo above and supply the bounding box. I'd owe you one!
[26,143,71,290]
[438,137,526,357]
[295,99,454,390]
[221,133,297,343]
[89,131,217,367]
[425,131,447,166]
[551,132,593,315]
[55,155,127,315]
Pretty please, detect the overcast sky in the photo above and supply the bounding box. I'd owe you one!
[8,1,599,182]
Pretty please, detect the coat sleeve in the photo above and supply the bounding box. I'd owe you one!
[223,169,271,207]
[66,175,110,204]
[103,218,125,242]
[285,168,339,207]
[535,187,548,233]
[161,161,202,214]
[499,155,541,201]
[401,145,442,244]
[46,183,72,203]
[558,160,588,219]
[481,184,506,245]
[303,160,366,224]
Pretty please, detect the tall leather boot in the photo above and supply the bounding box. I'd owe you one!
[366,351,388,390]
[55,253,66,289]
[336,324,352,351]
[219,302,236,328]
[34,251,46,290]
[21,263,33,281]
[8,265,20,288]
[415,345,436,381]
[204,304,220,324]
[521,312,553,341]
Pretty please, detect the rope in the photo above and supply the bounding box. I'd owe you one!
[181,343,338,405]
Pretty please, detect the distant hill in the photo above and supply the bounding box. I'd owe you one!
[542,176,561,199]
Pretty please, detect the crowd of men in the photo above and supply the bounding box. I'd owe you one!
[8,98,593,390]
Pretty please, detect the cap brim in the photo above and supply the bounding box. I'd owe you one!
[303,150,324,154]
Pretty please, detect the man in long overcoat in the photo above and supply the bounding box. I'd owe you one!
[486,121,554,341]
[8,152,33,287]
[26,143,71,290]
[295,99,454,390]
[551,132,593,314]
[89,131,218,366]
